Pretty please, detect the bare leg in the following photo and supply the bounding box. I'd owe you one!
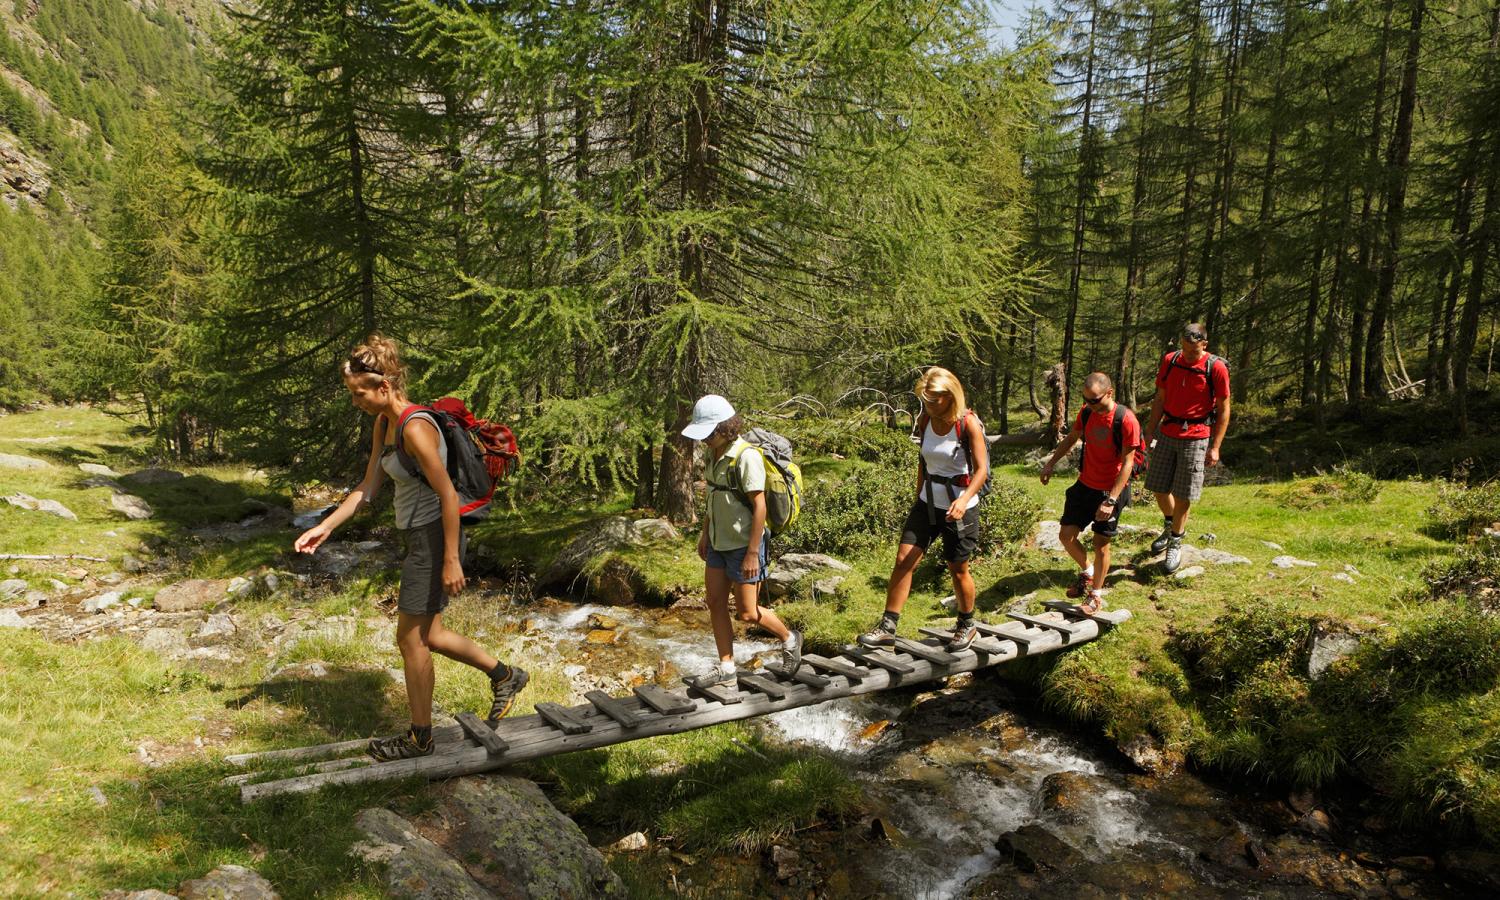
[425,613,498,673]
[733,579,791,641]
[396,613,436,727]
[705,564,736,663]
[1154,491,1175,520]
[1059,524,1088,571]
[948,560,976,614]
[1092,536,1112,591]
[1171,498,1192,535]
[884,543,926,614]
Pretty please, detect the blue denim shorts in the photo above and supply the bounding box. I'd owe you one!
[706,534,769,584]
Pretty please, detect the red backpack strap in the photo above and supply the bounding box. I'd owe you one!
[394,404,435,478]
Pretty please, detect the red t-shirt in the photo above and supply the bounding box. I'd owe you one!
[1073,404,1141,491]
[1155,351,1230,440]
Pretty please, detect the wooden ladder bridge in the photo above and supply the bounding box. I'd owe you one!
[227,603,1129,803]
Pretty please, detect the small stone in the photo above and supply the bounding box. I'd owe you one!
[1343,564,1360,575]
[1287,789,1316,815]
[563,664,587,679]
[1298,809,1334,836]
[611,831,649,852]
[1390,855,1435,873]
[99,572,125,585]
[4,492,77,520]
[811,576,845,595]
[858,720,892,742]
[140,628,189,656]
[1332,572,1355,584]
[1271,555,1318,568]
[585,628,621,645]
[1308,629,1361,679]
[1173,565,1206,580]
[177,864,279,900]
[79,462,120,477]
[0,452,49,470]
[89,785,109,806]
[587,613,620,630]
[1198,532,1218,543]
[1034,520,1065,552]
[0,609,31,628]
[353,540,383,551]
[83,591,124,614]
[110,493,154,520]
[153,580,229,613]
[771,845,802,880]
[1261,541,1284,551]
[194,613,237,641]
[121,554,147,573]
[226,577,255,598]
[0,578,26,598]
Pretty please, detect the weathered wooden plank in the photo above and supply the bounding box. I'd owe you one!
[1041,599,1132,625]
[892,636,961,665]
[683,677,742,705]
[586,690,647,729]
[1007,612,1085,641]
[535,702,593,735]
[972,620,1040,646]
[238,610,1121,801]
[736,672,790,700]
[223,756,371,787]
[762,663,831,689]
[456,712,510,755]
[634,684,695,715]
[845,647,916,675]
[802,653,871,681]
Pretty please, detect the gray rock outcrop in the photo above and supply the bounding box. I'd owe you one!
[4,492,77,520]
[176,864,279,899]
[353,807,491,900]
[110,492,154,520]
[0,452,48,470]
[123,468,185,485]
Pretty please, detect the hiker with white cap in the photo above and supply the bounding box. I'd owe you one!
[681,394,803,690]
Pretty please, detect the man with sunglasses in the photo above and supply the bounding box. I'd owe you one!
[1143,322,1232,573]
[1040,372,1141,614]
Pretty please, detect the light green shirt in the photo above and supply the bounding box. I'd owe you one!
[706,438,766,551]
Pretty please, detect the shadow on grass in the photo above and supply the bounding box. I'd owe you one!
[975,570,1068,612]
[229,670,396,747]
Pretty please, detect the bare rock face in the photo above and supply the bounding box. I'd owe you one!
[176,864,278,899]
[153,579,229,612]
[1,132,51,206]
[4,492,77,520]
[352,808,491,900]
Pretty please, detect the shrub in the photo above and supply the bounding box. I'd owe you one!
[1420,540,1500,609]
[1253,465,1380,510]
[1170,602,1310,691]
[1426,477,1500,540]
[784,463,914,556]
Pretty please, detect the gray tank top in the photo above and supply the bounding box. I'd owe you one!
[380,410,447,530]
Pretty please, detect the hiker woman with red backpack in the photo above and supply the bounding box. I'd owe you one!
[858,367,989,651]
[293,335,527,761]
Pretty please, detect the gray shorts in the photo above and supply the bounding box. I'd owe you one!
[398,519,467,616]
[1145,434,1208,502]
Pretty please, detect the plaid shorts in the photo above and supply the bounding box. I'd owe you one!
[1145,434,1208,501]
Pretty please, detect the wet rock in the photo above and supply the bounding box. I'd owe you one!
[440,775,624,896]
[858,720,892,742]
[993,823,1084,874]
[353,807,489,900]
[1039,770,1096,823]
[1307,628,1361,679]
[0,608,31,628]
[770,845,801,880]
[123,467,184,485]
[765,553,852,598]
[1296,809,1335,837]
[154,580,228,612]
[0,578,26,598]
[1173,565,1206,580]
[79,462,120,477]
[4,492,77,520]
[1033,520,1065,552]
[1201,828,1256,870]
[177,864,278,899]
[585,628,622,645]
[653,659,678,686]
[1120,733,1182,775]
[1389,855,1435,873]
[1271,555,1318,568]
[110,492,154,520]
[1442,848,1500,890]
[82,591,124,614]
[1287,789,1316,815]
[291,505,334,530]
[0,452,48,470]
[587,613,620,630]
[610,831,648,852]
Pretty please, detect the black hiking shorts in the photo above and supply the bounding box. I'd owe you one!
[899,500,980,563]
[1060,482,1130,539]
[398,518,467,616]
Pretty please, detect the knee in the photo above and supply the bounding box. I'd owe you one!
[1059,526,1081,542]
[948,562,971,580]
[736,606,760,624]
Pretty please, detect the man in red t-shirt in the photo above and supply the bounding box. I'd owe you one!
[1143,322,1232,573]
[1040,372,1141,614]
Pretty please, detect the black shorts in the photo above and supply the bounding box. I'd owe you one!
[397,519,467,616]
[899,500,980,563]
[1060,482,1130,538]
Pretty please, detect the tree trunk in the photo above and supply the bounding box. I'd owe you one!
[1000,321,1017,433]
[1348,0,1396,400]
[1237,7,1288,398]
[1364,0,1427,398]
[1061,0,1101,420]
[1169,0,1205,301]
[1116,8,1157,411]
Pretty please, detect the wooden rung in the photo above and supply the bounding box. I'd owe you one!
[1007,612,1085,640]
[970,637,1015,656]
[893,636,960,664]
[763,663,831,689]
[456,712,509,755]
[802,653,871,682]
[844,647,916,675]
[586,690,647,728]
[535,701,593,735]
[972,621,1038,644]
[683,677,742,705]
[634,684,695,715]
[1042,599,1131,625]
[736,672,790,700]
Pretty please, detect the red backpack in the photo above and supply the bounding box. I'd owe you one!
[394,398,519,523]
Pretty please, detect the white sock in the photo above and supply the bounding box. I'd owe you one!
[1083,566,1094,579]
[720,660,736,674]
[784,634,799,648]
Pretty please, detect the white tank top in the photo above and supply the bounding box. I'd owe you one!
[920,419,979,511]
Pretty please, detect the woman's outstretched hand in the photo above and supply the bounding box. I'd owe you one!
[294,524,330,554]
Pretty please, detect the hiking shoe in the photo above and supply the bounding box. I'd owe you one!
[1150,523,1173,554]
[368,729,434,762]
[857,618,897,648]
[781,630,804,674]
[1163,535,1184,573]
[686,664,738,691]
[947,620,978,651]
[486,665,530,723]
[1079,590,1104,616]
[1066,570,1092,599]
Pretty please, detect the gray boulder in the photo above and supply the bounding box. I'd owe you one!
[0,609,30,628]
[1184,546,1251,566]
[0,452,48,470]
[545,516,683,587]
[766,553,852,598]
[101,892,179,900]
[1033,520,1065,553]
[83,591,124,614]
[352,807,492,900]
[79,462,121,477]
[1272,555,1318,569]
[0,578,27,598]
[110,492,154,520]
[140,628,190,657]
[441,776,624,897]
[153,580,229,612]
[1307,628,1361,679]
[177,864,278,899]
[3,492,77,520]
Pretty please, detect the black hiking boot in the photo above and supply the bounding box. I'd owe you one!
[486,665,530,723]
[368,728,434,762]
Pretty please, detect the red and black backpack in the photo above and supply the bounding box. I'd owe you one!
[394,398,519,523]
[1080,404,1147,483]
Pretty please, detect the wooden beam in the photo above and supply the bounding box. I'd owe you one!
[736,672,790,701]
[634,685,695,715]
[585,690,648,729]
[844,647,916,675]
[801,653,871,682]
[892,637,961,665]
[1007,612,1086,641]
[535,702,592,735]
[456,712,509,755]
[762,663,831,689]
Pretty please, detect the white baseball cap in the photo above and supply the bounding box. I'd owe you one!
[681,394,735,440]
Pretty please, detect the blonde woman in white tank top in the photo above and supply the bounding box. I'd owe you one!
[292,335,528,761]
[857,367,989,651]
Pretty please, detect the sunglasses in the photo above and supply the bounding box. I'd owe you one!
[347,356,384,377]
[1082,393,1107,405]
[1183,331,1207,342]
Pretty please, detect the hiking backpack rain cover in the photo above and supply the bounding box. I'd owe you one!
[395,399,519,523]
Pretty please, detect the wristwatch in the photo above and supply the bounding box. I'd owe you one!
[1100,497,1116,507]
